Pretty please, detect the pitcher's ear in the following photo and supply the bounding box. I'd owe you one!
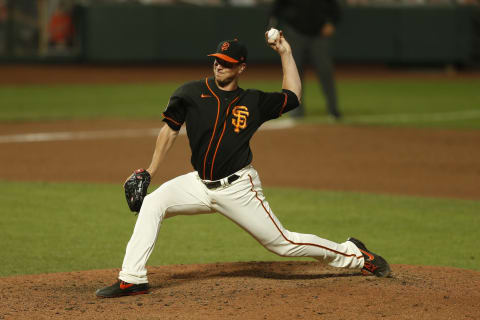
[240,63,247,73]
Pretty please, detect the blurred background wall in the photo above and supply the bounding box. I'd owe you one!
[0,0,479,67]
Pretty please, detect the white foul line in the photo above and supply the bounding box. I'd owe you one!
[0,119,296,144]
[0,128,162,143]
[346,110,480,124]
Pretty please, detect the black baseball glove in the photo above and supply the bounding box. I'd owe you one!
[124,169,151,214]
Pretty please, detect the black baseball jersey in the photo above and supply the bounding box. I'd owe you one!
[162,77,299,181]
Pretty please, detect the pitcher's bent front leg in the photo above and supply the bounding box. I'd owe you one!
[119,172,211,284]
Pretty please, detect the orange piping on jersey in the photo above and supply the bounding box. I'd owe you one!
[278,92,288,116]
[210,96,240,180]
[162,113,181,126]
[203,78,221,179]
[248,174,364,260]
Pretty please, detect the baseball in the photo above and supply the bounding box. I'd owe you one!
[267,28,280,43]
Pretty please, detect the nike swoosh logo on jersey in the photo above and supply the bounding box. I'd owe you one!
[201,93,212,98]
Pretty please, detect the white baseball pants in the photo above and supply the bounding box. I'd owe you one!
[119,166,364,284]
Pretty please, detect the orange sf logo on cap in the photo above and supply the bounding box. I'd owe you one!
[221,42,230,51]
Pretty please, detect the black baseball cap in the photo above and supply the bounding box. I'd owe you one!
[208,39,247,63]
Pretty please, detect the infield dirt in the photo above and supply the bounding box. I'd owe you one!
[2,120,479,200]
[1,65,479,319]
[1,262,479,320]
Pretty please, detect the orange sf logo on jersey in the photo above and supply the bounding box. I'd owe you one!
[232,106,249,133]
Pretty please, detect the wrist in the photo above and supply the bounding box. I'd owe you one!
[146,167,155,177]
[279,49,293,60]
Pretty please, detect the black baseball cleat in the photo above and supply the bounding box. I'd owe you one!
[95,280,149,298]
[348,237,391,278]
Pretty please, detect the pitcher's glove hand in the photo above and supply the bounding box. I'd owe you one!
[124,169,151,214]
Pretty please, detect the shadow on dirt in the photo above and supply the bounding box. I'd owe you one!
[150,261,364,289]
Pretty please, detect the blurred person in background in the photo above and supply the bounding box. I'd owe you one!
[269,0,342,120]
[48,2,74,51]
[0,0,7,55]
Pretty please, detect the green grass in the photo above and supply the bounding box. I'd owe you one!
[1,180,478,277]
[1,78,479,129]
[303,79,480,129]
[0,83,181,120]
[1,76,479,277]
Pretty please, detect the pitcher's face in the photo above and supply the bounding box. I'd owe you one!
[213,59,245,87]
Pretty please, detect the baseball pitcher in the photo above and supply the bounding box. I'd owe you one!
[96,31,390,298]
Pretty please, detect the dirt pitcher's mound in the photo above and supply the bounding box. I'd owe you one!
[0,262,478,320]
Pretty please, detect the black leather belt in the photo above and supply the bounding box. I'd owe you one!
[203,174,240,189]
